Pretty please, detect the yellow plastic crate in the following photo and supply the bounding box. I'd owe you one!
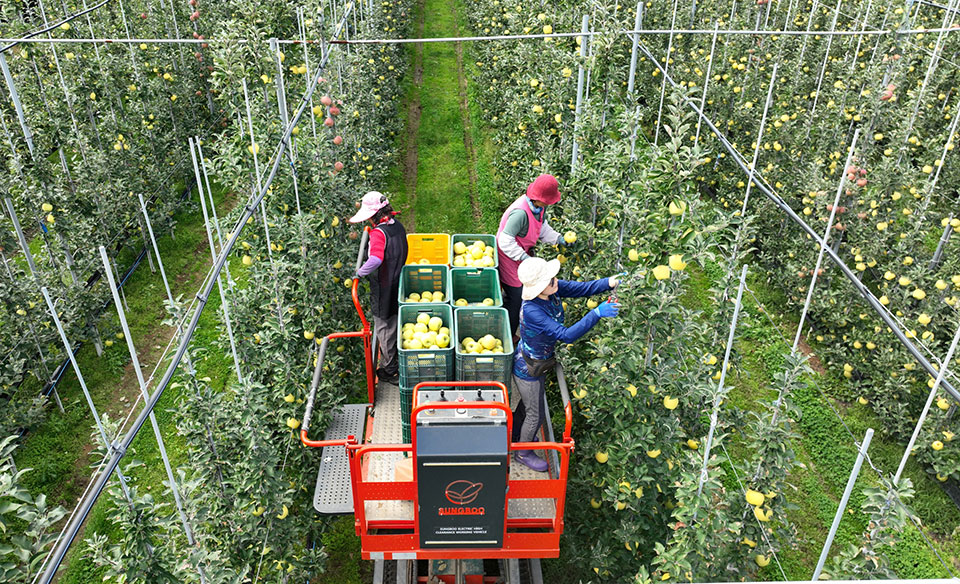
[406,233,451,265]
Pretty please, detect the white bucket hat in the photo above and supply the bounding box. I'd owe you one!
[518,257,561,300]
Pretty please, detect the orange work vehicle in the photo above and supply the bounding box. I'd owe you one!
[300,227,576,583]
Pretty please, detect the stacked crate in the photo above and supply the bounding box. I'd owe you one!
[393,233,516,442]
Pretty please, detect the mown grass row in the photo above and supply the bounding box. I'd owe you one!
[13,184,241,582]
[682,260,960,579]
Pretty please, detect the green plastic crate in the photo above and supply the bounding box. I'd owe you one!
[450,268,503,307]
[398,264,451,305]
[454,307,514,387]
[398,304,455,387]
[401,420,412,444]
[399,385,414,427]
[451,234,498,268]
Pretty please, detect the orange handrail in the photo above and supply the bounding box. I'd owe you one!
[300,226,376,448]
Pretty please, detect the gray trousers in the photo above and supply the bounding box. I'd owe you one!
[513,374,546,443]
[375,313,399,376]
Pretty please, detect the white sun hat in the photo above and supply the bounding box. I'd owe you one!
[518,257,561,300]
[348,191,389,223]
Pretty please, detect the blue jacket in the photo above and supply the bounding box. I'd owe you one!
[513,278,613,380]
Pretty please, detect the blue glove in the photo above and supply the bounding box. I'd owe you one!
[593,300,620,318]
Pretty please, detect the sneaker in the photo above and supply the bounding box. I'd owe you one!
[513,450,548,473]
[377,369,399,385]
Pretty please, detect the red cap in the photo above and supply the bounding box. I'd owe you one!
[525,174,561,205]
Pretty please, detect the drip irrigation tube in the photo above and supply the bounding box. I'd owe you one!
[3,180,195,406]
[34,5,354,581]
[634,40,960,405]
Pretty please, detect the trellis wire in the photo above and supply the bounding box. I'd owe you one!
[35,3,353,577]
[0,24,920,48]
[634,38,960,404]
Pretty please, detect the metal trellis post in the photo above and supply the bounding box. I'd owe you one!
[739,62,779,216]
[4,197,38,276]
[41,287,133,506]
[570,14,589,175]
[98,246,207,584]
[139,195,195,375]
[694,265,748,517]
[694,22,720,144]
[627,2,642,95]
[811,428,874,581]
[189,138,243,385]
[654,0,681,147]
[793,129,860,352]
[0,54,35,156]
[894,320,960,484]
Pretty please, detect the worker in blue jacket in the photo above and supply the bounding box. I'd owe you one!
[512,257,621,472]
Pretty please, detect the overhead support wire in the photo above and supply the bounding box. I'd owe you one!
[0,0,111,54]
[632,39,960,406]
[33,4,355,582]
[5,25,954,48]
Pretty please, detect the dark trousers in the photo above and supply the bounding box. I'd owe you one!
[502,283,523,339]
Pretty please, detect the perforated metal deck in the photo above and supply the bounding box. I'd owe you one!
[365,381,415,521]
[313,404,369,514]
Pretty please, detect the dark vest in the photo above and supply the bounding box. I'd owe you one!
[368,219,408,319]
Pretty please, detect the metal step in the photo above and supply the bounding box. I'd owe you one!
[313,403,368,514]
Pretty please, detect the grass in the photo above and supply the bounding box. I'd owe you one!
[413,1,475,235]
[680,259,960,579]
[386,0,491,235]
[12,184,240,582]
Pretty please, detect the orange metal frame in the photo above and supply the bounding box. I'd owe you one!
[300,227,575,560]
[300,226,376,448]
[342,381,573,560]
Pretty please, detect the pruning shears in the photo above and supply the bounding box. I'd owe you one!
[609,270,642,303]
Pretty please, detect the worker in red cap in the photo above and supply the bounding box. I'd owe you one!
[350,191,408,385]
[496,174,569,338]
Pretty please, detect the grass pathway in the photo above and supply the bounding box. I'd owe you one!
[12,186,239,583]
[387,0,496,234]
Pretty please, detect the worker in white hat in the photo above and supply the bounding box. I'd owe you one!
[349,191,408,385]
[511,257,621,472]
